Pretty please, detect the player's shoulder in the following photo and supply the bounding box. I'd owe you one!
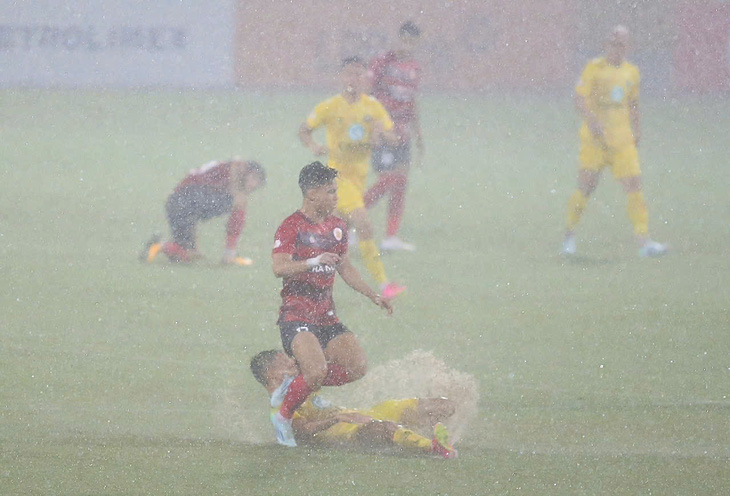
[363,94,386,109]
[278,210,305,228]
[624,60,640,75]
[325,214,347,230]
[584,57,606,71]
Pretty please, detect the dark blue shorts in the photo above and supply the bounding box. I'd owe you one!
[278,321,350,357]
[371,142,411,173]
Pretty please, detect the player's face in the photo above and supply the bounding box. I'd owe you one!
[307,180,338,215]
[605,30,630,64]
[341,63,366,95]
[243,172,264,193]
[272,352,297,377]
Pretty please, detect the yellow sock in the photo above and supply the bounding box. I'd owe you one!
[358,240,387,284]
[392,427,432,453]
[627,191,649,236]
[566,190,588,231]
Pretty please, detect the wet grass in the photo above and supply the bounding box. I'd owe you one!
[1,90,729,495]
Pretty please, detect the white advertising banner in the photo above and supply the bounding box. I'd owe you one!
[0,1,235,87]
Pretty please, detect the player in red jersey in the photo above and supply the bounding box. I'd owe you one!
[269,161,393,446]
[140,158,265,265]
[364,21,423,252]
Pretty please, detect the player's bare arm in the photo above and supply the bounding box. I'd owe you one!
[629,98,641,146]
[574,91,605,141]
[336,253,393,314]
[298,123,328,156]
[272,251,341,278]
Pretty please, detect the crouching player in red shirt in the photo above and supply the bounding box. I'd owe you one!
[140,158,265,265]
[269,161,393,446]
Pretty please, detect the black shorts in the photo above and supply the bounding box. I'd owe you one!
[371,142,411,173]
[279,321,350,357]
[166,185,233,249]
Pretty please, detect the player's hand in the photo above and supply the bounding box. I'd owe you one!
[371,294,394,315]
[318,252,341,266]
[588,119,605,141]
[336,412,373,425]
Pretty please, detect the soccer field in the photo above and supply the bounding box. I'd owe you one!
[1,90,728,495]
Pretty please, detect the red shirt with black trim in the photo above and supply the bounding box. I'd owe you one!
[175,160,231,193]
[369,51,421,140]
[273,211,349,325]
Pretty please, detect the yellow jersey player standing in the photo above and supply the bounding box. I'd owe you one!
[562,25,667,258]
[299,57,406,299]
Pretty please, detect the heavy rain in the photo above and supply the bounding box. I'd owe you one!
[2,1,729,494]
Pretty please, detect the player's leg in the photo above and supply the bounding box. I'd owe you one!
[364,145,397,209]
[270,324,329,446]
[322,329,367,384]
[355,418,456,458]
[380,145,415,251]
[563,141,604,255]
[278,326,328,417]
[162,190,197,262]
[614,147,666,257]
[338,177,405,298]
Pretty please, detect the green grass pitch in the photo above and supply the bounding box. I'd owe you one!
[1,89,728,495]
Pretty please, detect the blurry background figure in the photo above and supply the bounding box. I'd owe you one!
[299,57,406,299]
[140,158,266,265]
[562,25,667,258]
[364,21,423,253]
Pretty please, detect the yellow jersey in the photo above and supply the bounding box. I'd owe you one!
[306,93,394,180]
[576,57,639,148]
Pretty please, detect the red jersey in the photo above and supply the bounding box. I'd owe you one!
[369,51,421,139]
[273,211,349,325]
[175,160,232,193]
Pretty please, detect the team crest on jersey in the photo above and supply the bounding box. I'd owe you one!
[333,227,343,241]
[611,85,625,102]
[348,123,365,141]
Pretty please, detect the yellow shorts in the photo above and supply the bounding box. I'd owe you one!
[335,176,365,216]
[579,140,641,179]
[322,398,419,442]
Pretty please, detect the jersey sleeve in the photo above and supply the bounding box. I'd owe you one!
[273,218,297,255]
[371,97,394,131]
[306,99,331,129]
[575,61,596,98]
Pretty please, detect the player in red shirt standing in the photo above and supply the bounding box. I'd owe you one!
[269,161,393,446]
[364,21,423,252]
[140,158,265,265]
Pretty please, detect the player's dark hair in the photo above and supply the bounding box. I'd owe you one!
[246,160,266,184]
[341,56,365,68]
[298,161,338,194]
[250,349,280,386]
[399,21,420,38]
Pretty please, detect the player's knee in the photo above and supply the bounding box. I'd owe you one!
[301,362,328,390]
[347,359,367,381]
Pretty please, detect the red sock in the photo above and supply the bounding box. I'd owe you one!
[162,242,190,262]
[364,173,398,209]
[279,375,313,419]
[386,173,407,237]
[321,363,352,386]
[225,207,246,251]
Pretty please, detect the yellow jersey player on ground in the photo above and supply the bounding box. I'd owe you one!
[562,25,667,258]
[299,57,406,300]
[251,349,458,458]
